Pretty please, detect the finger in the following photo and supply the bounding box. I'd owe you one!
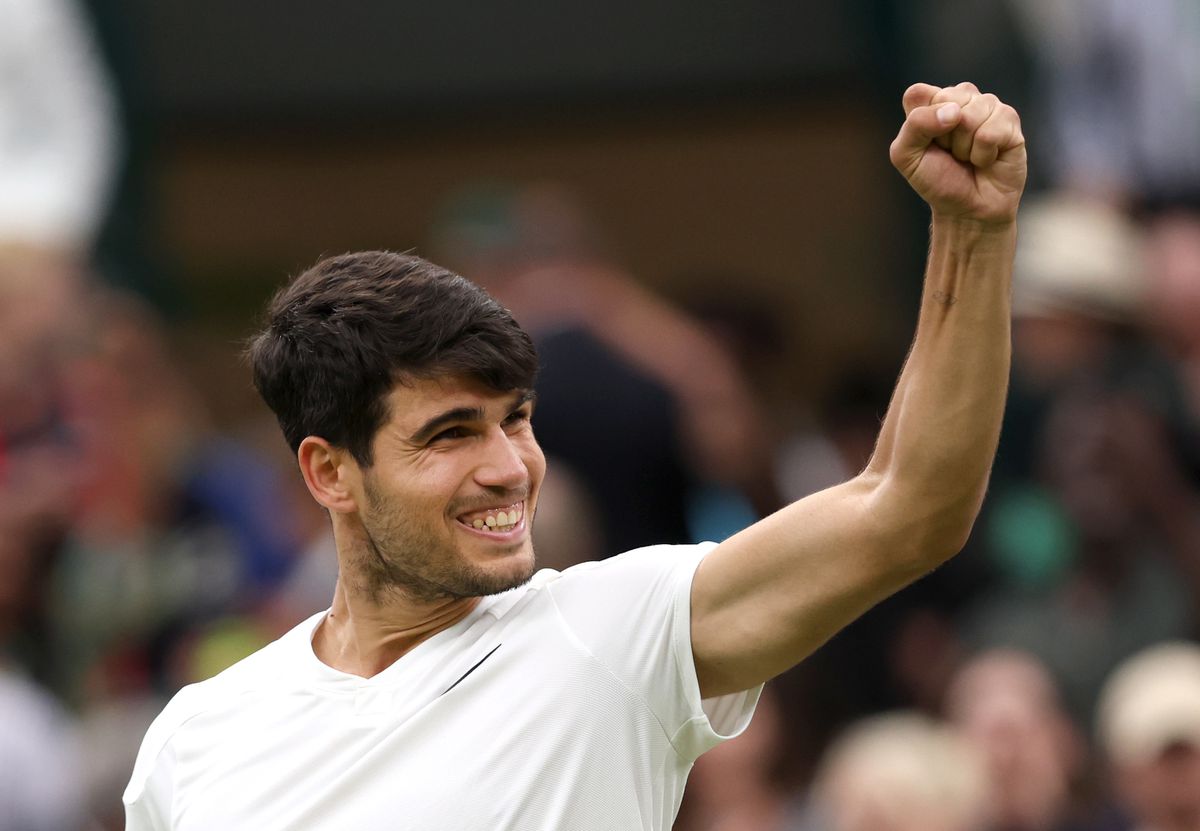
[969,103,1024,169]
[902,82,941,116]
[929,85,977,109]
[950,92,999,163]
[926,86,978,150]
[889,101,963,176]
[905,80,980,120]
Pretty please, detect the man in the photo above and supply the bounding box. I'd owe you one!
[124,82,1025,829]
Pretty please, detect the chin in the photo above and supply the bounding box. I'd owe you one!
[463,545,536,596]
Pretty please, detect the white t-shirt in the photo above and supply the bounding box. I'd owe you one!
[124,543,761,830]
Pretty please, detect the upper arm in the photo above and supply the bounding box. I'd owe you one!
[690,473,946,698]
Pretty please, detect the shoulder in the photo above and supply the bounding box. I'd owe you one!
[548,543,717,593]
[125,612,321,794]
[534,542,717,630]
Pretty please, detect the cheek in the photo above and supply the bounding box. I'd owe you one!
[526,440,548,487]
[364,465,452,518]
[530,437,547,469]
[512,427,544,471]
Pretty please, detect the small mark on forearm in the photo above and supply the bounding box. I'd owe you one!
[931,290,958,305]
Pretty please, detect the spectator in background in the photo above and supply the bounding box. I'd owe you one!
[967,375,1200,724]
[1143,212,1200,428]
[0,0,126,798]
[1096,642,1200,831]
[963,193,1200,723]
[0,0,120,254]
[805,712,993,831]
[1003,0,1200,464]
[992,192,1150,484]
[945,649,1095,831]
[48,287,307,702]
[0,249,90,829]
[0,248,86,682]
[1006,0,1200,208]
[1,274,309,825]
[430,183,779,558]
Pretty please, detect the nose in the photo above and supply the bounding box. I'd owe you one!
[474,426,528,491]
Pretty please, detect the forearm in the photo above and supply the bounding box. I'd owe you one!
[866,215,1014,556]
[691,82,1025,697]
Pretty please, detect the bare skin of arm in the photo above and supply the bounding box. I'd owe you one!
[691,82,1027,698]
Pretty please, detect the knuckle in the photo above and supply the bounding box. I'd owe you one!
[974,124,1003,147]
[963,93,997,120]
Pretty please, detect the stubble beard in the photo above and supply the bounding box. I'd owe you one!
[354,478,536,605]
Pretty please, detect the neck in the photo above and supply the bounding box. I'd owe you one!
[312,522,480,678]
[314,580,480,678]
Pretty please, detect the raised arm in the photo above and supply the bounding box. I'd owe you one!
[691,82,1026,698]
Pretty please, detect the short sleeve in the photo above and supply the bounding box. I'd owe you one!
[123,739,174,831]
[546,543,761,761]
[123,690,195,831]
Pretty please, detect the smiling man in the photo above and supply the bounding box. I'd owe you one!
[124,81,1025,830]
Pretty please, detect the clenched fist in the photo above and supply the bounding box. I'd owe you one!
[890,82,1026,225]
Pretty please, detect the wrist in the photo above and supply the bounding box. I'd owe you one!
[930,213,1018,251]
[931,211,1017,233]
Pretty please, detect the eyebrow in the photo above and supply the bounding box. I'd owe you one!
[408,389,536,445]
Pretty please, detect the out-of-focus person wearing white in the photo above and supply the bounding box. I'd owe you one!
[0,0,120,253]
[0,663,86,831]
[1097,642,1200,831]
[1008,0,1200,206]
[806,712,993,831]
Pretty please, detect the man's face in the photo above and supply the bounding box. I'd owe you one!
[349,375,545,603]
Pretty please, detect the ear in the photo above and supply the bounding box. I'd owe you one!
[297,436,360,514]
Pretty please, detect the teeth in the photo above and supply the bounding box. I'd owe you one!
[461,503,524,532]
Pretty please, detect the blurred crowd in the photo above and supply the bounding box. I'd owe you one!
[3,1,1200,830]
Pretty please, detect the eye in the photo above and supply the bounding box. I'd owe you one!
[503,407,532,427]
[430,426,469,443]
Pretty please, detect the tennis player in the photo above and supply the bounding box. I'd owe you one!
[124,81,1025,829]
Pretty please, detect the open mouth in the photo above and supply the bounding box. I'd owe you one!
[455,501,525,534]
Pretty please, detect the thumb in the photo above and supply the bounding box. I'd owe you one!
[889,102,961,177]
